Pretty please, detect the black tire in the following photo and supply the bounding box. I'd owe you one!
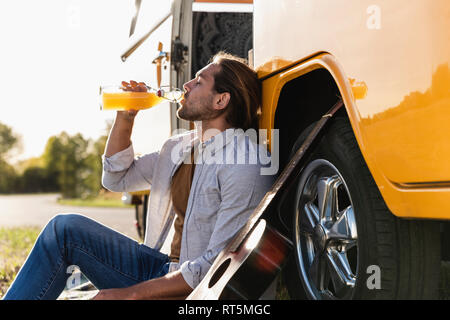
[284,117,441,299]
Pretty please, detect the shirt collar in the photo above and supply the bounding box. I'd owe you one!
[197,127,237,150]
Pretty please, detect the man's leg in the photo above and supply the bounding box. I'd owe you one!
[3,213,169,300]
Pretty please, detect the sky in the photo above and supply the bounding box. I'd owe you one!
[0,0,173,163]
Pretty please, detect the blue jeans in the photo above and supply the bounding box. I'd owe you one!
[3,213,170,300]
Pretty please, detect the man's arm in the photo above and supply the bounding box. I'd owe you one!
[102,108,160,192]
[105,80,146,157]
[93,270,192,300]
[105,110,137,157]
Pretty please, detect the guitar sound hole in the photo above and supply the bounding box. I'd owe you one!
[208,258,231,288]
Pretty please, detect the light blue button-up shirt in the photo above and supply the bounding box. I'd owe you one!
[102,128,275,288]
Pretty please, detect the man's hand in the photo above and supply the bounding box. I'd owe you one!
[92,288,136,300]
[117,80,148,120]
[91,271,192,300]
[104,80,148,157]
[121,80,148,92]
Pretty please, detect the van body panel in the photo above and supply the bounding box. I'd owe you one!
[254,0,450,220]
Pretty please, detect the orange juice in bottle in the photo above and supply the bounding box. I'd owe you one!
[101,91,165,111]
[99,83,183,111]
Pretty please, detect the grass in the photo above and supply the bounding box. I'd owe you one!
[57,191,133,208]
[0,226,41,298]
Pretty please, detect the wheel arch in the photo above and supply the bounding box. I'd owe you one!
[262,53,361,171]
[260,53,394,220]
[273,67,346,170]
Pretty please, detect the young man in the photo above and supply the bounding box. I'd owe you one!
[3,53,275,300]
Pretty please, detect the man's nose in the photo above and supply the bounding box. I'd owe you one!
[183,81,190,93]
[183,79,195,92]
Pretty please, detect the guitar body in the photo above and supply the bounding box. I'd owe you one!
[187,219,292,300]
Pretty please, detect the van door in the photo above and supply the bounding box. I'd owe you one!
[171,0,254,131]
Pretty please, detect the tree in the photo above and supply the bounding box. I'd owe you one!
[41,129,109,199]
[42,133,67,192]
[0,159,18,193]
[0,122,20,193]
[21,166,51,193]
[0,122,20,160]
[7,120,111,197]
[59,133,91,199]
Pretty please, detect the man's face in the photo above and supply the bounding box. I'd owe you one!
[178,63,225,122]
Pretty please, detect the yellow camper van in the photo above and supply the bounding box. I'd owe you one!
[122,0,449,299]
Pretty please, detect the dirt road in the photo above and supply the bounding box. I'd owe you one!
[0,193,139,241]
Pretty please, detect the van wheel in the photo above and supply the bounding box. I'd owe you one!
[284,117,441,299]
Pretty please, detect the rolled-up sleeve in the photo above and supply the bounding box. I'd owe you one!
[102,143,160,192]
[179,163,275,289]
[179,258,205,289]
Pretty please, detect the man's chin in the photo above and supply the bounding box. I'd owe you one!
[176,106,196,122]
[176,102,222,122]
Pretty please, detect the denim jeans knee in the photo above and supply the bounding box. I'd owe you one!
[42,213,92,255]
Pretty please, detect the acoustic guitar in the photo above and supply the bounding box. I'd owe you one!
[187,219,291,299]
[187,100,343,300]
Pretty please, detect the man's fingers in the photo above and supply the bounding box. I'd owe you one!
[137,85,147,92]
[121,81,130,91]
[121,80,147,92]
[138,82,148,92]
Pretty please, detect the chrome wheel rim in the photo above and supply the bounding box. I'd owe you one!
[294,159,358,300]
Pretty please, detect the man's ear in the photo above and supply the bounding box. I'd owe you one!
[215,92,231,110]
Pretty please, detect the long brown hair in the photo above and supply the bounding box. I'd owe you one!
[210,52,261,131]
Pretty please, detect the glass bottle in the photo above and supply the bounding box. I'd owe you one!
[99,82,183,111]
